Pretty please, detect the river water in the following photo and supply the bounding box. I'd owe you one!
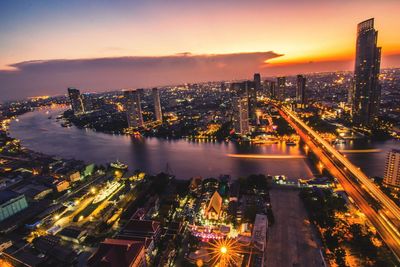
[8,108,399,180]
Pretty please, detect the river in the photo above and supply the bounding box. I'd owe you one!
[8,108,399,180]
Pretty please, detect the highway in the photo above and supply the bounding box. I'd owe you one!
[277,105,400,260]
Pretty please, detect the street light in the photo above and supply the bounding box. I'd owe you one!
[220,246,227,254]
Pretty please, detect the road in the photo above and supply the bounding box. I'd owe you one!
[266,188,324,267]
[278,105,400,261]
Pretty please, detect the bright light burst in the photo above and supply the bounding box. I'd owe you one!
[207,238,243,266]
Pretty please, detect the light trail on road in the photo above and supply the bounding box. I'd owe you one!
[282,106,400,220]
[278,105,400,260]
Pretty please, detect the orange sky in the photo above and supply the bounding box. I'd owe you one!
[1,1,399,71]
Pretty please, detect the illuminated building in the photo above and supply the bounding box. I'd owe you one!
[88,238,146,267]
[351,18,381,126]
[67,88,84,114]
[54,180,70,192]
[296,75,306,105]
[232,81,257,120]
[81,93,93,112]
[246,81,257,120]
[254,73,261,95]
[69,171,81,182]
[264,80,276,99]
[277,77,286,101]
[205,191,222,220]
[384,149,400,187]
[232,96,250,135]
[0,191,28,222]
[152,88,163,122]
[124,90,144,128]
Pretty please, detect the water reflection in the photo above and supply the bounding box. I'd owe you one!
[12,108,385,180]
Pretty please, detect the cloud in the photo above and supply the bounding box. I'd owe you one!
[0,51,282,101]
[262,53,400,76]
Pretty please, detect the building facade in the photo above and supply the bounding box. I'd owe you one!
[276,77,286,101]
[232,96,250,135]
[124,90,144,128]
[67,88,84,114]
[296,75,306,105]
[0,191,28,222]
[81,93,93,112]
[264,80,276,99]
[152,88,163,122]
[384,149,400,187]
[254,73,261,95]
[351,18,381,126]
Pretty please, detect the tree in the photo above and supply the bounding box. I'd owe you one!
[334,248,347,267]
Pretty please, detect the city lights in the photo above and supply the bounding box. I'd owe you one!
[207,238,243,267]
[0,3,399,266]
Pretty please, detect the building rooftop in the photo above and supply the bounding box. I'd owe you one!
[123,219,161,235]
[0,190,21,205]
[87,238,145,267]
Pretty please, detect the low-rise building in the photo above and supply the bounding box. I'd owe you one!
[205,191,222,220]
[69,171,81,183]
[54,180,70,192]
[88,238,146,267]
[0,190,28,222]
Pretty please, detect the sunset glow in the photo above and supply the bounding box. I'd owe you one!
[1,0,400,100]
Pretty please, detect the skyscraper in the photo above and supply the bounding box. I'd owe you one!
[81,93,93,113]
[351,18,381,126]
[254,73,261,94]
[152,88,163,122]
[232,96,250,135]
[245,81,257,120]
[268,80,276,99]
[277,77,286,101]
[384,149,400,187]
[296,75,306,105]
[67,87,84,114]
[124,90,144,128]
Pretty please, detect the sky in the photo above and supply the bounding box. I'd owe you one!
[0,0,400,101]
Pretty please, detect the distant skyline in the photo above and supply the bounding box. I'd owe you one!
[1,0,400,101]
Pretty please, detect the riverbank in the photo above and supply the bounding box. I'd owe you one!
[8,108,315,180]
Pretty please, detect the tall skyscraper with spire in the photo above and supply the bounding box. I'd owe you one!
[152,88,163,122]
[351,18,381,126]
[124,89,144,128]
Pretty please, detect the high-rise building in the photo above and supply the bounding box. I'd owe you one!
[384,149,400,187]
[81,93,93,112]
[67,88,84,114]
[245,81,257,120]
[232,96,250,135]
[277,77,286,101]
[263,80,275,99]
[351,18,381,126]
[152,88,162,122]
[124,90,144,128]
[254,73,261,94]
[296,75,306,105]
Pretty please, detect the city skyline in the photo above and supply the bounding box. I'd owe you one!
[1,2,400,266]
[1,0,400,101]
